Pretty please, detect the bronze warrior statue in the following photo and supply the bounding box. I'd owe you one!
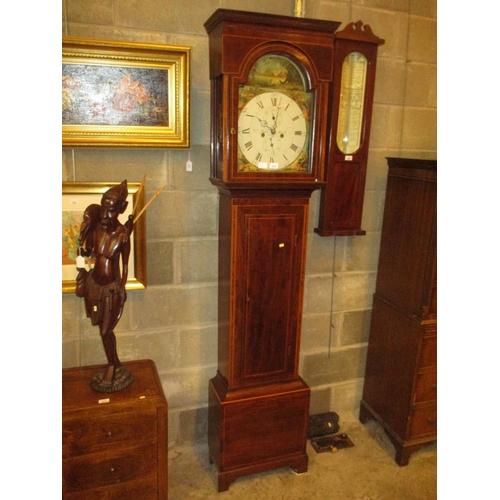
[76,180,134,392]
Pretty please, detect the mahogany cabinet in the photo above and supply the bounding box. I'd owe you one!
[359,158,437,466]
[62,359,168,499]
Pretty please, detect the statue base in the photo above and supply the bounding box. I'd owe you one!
[90,366,133,393]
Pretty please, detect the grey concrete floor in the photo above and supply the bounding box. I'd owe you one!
[167,412,437,499]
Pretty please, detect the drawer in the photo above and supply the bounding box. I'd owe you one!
[63,410,157,458]
[63,443,156,493]
[409,406,437,438]
[63,476,158,500]
[419,335,436,369]
[414,371,437,404]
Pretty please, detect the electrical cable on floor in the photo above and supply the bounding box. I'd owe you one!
[328,236,337,358]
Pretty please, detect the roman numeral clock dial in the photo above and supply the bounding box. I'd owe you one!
[238,92,307,171]
[235,52,314,175]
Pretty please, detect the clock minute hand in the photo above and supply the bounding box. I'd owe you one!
[271,104,281,134]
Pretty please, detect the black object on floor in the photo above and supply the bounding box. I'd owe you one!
[308,412,340,438]
[310,433,355,453]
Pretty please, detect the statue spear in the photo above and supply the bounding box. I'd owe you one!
[133,184,167,223]
[132,173,147,216]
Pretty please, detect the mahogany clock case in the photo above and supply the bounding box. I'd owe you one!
[204,9,342,491]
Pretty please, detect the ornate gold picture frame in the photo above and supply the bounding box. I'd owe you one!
[62,182,147,293]
[62,38,190,147]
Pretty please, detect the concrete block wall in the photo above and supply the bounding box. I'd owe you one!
[62,0,437,447]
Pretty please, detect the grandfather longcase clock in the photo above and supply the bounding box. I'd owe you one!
[204,9,340,491]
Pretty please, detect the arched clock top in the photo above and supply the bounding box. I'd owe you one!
[235,43,322,92]
[204,9,340,81]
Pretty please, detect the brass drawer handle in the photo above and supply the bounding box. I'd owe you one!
[107,431,113,438]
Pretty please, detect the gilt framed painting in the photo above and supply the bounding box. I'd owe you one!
[62,38,190,147]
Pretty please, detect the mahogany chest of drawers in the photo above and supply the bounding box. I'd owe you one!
[359,158,437,465]
[62,359,168,499]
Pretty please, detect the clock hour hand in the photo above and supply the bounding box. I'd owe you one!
[258,118,274,134]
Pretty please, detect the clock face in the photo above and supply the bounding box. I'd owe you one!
[237,54,314,173]
[238,92,307,171]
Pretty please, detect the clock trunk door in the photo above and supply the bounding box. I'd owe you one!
[233,201,306,387]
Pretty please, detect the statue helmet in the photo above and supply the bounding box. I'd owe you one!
[102,180,129,213]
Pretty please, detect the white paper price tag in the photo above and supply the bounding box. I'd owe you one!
[76,255,85,269]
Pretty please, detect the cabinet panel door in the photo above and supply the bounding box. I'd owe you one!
[376,170,436,316]
[234,202,306,386]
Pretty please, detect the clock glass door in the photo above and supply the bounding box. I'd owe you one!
[237,54,314,174]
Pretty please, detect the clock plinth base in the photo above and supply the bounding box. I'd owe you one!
[208,373,310,492]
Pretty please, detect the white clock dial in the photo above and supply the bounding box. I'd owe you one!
[238,92,307,170]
